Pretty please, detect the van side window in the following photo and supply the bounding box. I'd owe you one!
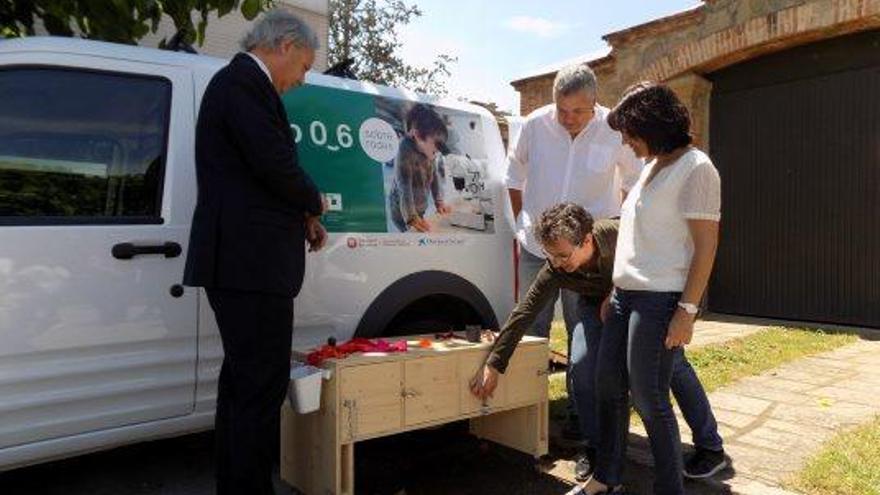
[0,67,171,224]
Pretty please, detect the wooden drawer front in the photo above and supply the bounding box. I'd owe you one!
[504,345,548,406]
[339,362,402,440]
[403,355,459,426]
[459,351,505,415]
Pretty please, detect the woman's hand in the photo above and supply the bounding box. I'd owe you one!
[599,292,612,323]
[665,308,695,349]
[435,202,452,215]
[469,364,500,400]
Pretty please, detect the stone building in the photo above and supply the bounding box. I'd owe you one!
[511,0,880,329]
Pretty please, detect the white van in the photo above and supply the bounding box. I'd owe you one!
[0,37,514,470]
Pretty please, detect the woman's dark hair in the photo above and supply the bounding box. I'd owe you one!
[607,82,692,155]
[405,103,448,141]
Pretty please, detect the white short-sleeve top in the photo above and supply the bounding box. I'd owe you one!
[613,148,721,292]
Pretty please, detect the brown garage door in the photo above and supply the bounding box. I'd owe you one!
[708,30,880,328]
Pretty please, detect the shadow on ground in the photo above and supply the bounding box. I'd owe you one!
[0,425,736,495]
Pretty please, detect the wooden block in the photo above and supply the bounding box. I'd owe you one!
[404,355,460,426]
[283,335,550,494]
[505,345,549,406]
[339,362,402,441]
[470,403,548,457]
[282,366,342,494]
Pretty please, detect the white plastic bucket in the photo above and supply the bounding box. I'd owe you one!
[288,364,324,414]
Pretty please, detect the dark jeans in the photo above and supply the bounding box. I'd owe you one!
[568,295,722,454]
[568,296,603,448]
[207,288,294,495]
[673,350,723,451]
[595,289,685,495]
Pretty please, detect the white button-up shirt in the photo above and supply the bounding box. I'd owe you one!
[505,103,643,257]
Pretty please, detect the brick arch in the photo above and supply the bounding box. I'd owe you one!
[639,0,880,82]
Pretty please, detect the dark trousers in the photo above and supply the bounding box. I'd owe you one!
[672,351,723,452]
[568,296,603,448]
[595,289,684,495]
[207,288,294,495]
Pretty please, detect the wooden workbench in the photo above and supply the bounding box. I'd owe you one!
[280,335,549,495]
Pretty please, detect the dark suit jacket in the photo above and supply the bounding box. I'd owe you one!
[183,53,323,297]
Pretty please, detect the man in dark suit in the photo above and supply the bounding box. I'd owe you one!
[183,9,326,494]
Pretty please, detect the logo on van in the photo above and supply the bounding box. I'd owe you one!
[359,118,399,163]
[346,237,358,249]
[417,237,466,247]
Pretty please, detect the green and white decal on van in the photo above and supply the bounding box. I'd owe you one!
[282,85,496,235]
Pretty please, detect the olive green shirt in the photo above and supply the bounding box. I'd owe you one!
[486,219,619,374]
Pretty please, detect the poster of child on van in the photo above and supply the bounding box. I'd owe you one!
[282,85,496,235]
[385,102,495,234]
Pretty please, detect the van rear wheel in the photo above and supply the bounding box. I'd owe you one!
[381,294,483,338]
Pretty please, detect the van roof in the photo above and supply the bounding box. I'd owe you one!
[0,36,226,71]
[0,36,495,119]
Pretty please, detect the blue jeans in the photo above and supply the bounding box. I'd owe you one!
[568,295,603,448]
[595,289,685,495]
[673,350,723,451]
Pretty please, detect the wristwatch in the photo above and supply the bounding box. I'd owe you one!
[677,302,699,316]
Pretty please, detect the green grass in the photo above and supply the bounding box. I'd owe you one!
[549,320,568,356]
[547,324,857,421]
[789,416,880,495]
[688,326,856,393]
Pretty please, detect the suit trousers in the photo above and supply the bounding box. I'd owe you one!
[207,288,294,495]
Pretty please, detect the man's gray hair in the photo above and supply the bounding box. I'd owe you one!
[241,8,320,52]
[553,64,597,100]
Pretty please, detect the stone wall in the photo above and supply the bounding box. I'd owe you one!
[511,0,880,148]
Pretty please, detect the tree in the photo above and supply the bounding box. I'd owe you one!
[329,0,455,95]
[0,0,272,47]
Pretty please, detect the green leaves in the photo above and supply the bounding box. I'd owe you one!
[0,0,275,46]
[241,0,262,20]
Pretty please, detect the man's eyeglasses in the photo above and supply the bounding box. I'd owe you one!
[541,235,590,265]
[542,247,575,264]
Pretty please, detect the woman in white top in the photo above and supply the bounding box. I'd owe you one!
[575,83,722,495]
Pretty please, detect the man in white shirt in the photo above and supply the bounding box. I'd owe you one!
[505,63,642,474]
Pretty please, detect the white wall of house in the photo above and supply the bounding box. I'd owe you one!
[139,0,329,69]
[33,0,329,70]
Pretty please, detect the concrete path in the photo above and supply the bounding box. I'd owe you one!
[622,316,880,494]
[689,313,769,348]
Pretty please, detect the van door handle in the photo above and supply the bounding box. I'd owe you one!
[112,242,182,260]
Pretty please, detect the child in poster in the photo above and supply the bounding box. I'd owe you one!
[387,104,451,232]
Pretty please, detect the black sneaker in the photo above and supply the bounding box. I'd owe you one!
[683,447,728,479]
[574,448,595,482]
